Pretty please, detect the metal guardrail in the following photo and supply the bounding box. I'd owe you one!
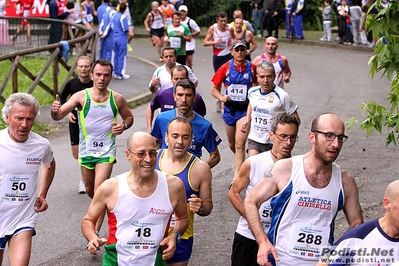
[0,16,98,104]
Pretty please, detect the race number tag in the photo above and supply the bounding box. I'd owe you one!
[0,174,33,203]
[227,84,247,101]
[86,136,110,156]
[287,222,329,259]
[165,17,172,25]
[169,214,175,227]
[86,14,93,22]
[169,37,181,49]
[259,203,272,232]
[119,220,164,251]
[23,10,30,17]
[253,112,272,133]
[215,39,227,49]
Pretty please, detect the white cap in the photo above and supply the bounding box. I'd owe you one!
[179,5,188,11]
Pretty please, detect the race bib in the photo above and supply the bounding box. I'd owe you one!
[259,203,272,232]
[86,13,93,22]
[227,84,247,102]
[0,174,34,203]
[86,136,110,156]
[23,10,30,17]
[287,222,329,259]
[169,214,175,227]
[169,37,181,49]
[165,17,172,25]
[253,111,272,133]
[119,220,164,251]
[215,39,227,49]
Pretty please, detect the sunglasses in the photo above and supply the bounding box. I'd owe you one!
[234,47,246,52]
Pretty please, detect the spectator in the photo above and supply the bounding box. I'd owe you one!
[319,0,332,42]
[291,0,306,39]
[337,0,349,44]
[98,0,117,61]
[111,2,132,79]
[350,1,362,46]
[250,0,262,36]
[48,0,70,44]
[263,0,281,38]
[284,0,293,38]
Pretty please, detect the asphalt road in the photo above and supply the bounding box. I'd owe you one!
[3,38,396,266]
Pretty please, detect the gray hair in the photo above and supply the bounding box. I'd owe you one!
[270,112,299,132]
[2,92,40,120]
[257,62,276,76]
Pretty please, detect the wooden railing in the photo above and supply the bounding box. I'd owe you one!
[0,16,98,104]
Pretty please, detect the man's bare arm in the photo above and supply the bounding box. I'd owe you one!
[228,158,251,217]
[342,169,363,229]
[207,147,220,168]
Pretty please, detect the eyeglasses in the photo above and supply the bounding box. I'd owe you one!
[312,130,348,143]
[127,149,158,158]
[273,132,299,142]
[234,47,246,52]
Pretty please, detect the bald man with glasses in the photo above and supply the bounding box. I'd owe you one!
[245,112,363,266]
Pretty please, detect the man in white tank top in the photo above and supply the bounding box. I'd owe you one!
[82,132,189,265]
[245,112,363,266]
[51,59,134,235]
[229,112,299,266]
[252,37,291,89]
[203,11,235,112]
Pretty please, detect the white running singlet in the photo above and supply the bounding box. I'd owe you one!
[268,155,345,266]
[236,151,274,240]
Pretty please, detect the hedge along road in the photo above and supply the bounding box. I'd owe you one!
[4,38,395,266]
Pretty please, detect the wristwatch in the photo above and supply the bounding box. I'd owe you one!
[122,122,128,130]
[172,231,181,243]
[197,205,204,215]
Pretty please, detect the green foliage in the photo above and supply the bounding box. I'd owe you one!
[355,0,399,146]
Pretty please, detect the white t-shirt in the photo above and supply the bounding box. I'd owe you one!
[0,129,53,237]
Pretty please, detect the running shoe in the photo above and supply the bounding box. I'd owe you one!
[78,180,86,194]
[127,44,133,52]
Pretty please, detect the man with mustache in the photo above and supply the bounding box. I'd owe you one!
[151,79,222,168]
[155,117,212,266]
[245,112,363,266]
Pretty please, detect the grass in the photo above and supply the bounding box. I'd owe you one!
[0,56,73,135]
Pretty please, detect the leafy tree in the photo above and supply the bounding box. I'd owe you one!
[347,0,399,145]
